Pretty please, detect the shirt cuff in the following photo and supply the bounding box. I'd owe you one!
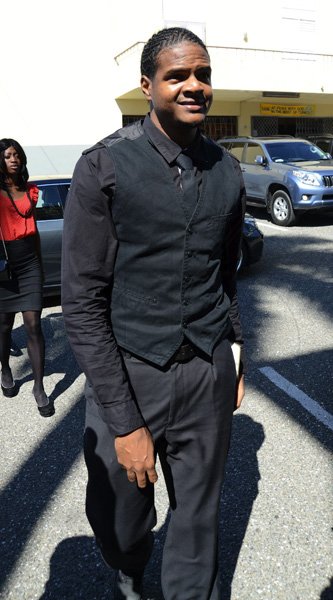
[103,401,146,437]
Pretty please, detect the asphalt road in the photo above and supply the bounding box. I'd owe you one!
[0,209,332,600]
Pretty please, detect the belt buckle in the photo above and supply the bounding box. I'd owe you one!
[178,346,188,362]
[175,343,195,363]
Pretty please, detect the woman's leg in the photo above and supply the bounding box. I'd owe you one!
[22,310,45,396]
[22,310,54,416]
[0,312,16,387]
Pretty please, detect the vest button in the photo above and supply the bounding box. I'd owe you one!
[182,299,189,305]
[184,275,190,282]
[186,250,192,257]
[182,320,188,328]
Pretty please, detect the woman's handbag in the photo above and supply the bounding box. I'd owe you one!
[0,258,11,281]
[0,225,12,281]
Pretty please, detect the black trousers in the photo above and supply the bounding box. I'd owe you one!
[83,338,237,600]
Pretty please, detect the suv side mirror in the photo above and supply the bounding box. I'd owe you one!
[255,155,266,166]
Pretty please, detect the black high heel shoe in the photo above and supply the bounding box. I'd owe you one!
[1,377,19,398]
[32,391,55,417]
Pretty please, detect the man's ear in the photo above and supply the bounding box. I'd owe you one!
[141,75,152,101]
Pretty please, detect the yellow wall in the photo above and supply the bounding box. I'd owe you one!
[117,97,333,136]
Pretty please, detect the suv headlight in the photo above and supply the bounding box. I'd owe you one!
[292,170,322,187]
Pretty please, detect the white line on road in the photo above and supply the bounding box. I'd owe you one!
[255,221,291,232]
[259,366,333,431]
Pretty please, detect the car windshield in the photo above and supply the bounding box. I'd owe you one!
[265,141,329,163]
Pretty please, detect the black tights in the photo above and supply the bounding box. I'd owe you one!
[0,311,45,394]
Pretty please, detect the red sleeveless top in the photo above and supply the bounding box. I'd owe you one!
[0,184,39,241]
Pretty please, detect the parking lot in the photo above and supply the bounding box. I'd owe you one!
[0,209,332,600]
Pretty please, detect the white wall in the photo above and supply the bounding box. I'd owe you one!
[0,0,122,146]
[1,0,333,153]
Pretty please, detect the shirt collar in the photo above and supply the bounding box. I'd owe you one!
[143,114,207,167]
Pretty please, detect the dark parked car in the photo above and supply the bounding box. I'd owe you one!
[218,136,333,226]
[305,133,333,157]
[32,176,263,296]
[240,215,264,271]
[32,175,71,296]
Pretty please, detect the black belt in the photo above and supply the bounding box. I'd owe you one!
[170,343,196,364]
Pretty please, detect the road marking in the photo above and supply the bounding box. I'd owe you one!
[259,366,333,431]
[256,221,291,232]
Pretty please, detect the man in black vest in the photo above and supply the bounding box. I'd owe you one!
[62,26,246,600]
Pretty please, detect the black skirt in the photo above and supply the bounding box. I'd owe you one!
[0,235,43,312]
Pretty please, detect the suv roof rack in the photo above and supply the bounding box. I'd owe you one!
[217,135,296,141]
[307,133,333,138]
[255,135,295,139]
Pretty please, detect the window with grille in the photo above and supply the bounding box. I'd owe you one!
[201,116,237,140]
[252,116,333,137]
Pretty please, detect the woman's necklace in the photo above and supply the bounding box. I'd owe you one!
[5,183,34,218]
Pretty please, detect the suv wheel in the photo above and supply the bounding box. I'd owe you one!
[271,190,295,226]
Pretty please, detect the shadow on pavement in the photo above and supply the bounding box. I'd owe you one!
[0,396,85,593]
[39,535,114,600]
[219,414,264,600]
[320,577,333,600]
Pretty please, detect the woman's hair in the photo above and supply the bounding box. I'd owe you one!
[141,27,208,80]
[0,138,29,190]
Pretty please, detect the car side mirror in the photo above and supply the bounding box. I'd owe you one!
[255,155,266,165]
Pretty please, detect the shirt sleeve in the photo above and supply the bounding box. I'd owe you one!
[221,156,247,373]
[61,148,145,435]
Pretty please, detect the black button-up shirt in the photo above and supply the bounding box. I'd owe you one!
[62,115,245,435]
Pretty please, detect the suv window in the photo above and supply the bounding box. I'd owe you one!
[314,138,331,154]
[244,143,265,164]
[228,142,244,161]
[36,183,70,220]
[264,141,326,163]
[316,140,331,152]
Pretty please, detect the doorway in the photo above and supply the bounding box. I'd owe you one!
[278,118,296,136]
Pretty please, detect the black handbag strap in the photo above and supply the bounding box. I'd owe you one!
[0,224,9,260]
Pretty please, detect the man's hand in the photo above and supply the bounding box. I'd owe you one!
[115,427,158,488]
[234,374,245,411]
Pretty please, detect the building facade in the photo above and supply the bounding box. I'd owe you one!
[113,0,333,141]
[1,0,333,173]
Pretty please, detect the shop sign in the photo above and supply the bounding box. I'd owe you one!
[260,103,315,116]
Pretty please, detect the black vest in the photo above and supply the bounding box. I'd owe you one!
[101,122,242,366]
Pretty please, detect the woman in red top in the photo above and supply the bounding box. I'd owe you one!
[0,139,54,417]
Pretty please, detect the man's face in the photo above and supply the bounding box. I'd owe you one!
[141,42,213,143]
